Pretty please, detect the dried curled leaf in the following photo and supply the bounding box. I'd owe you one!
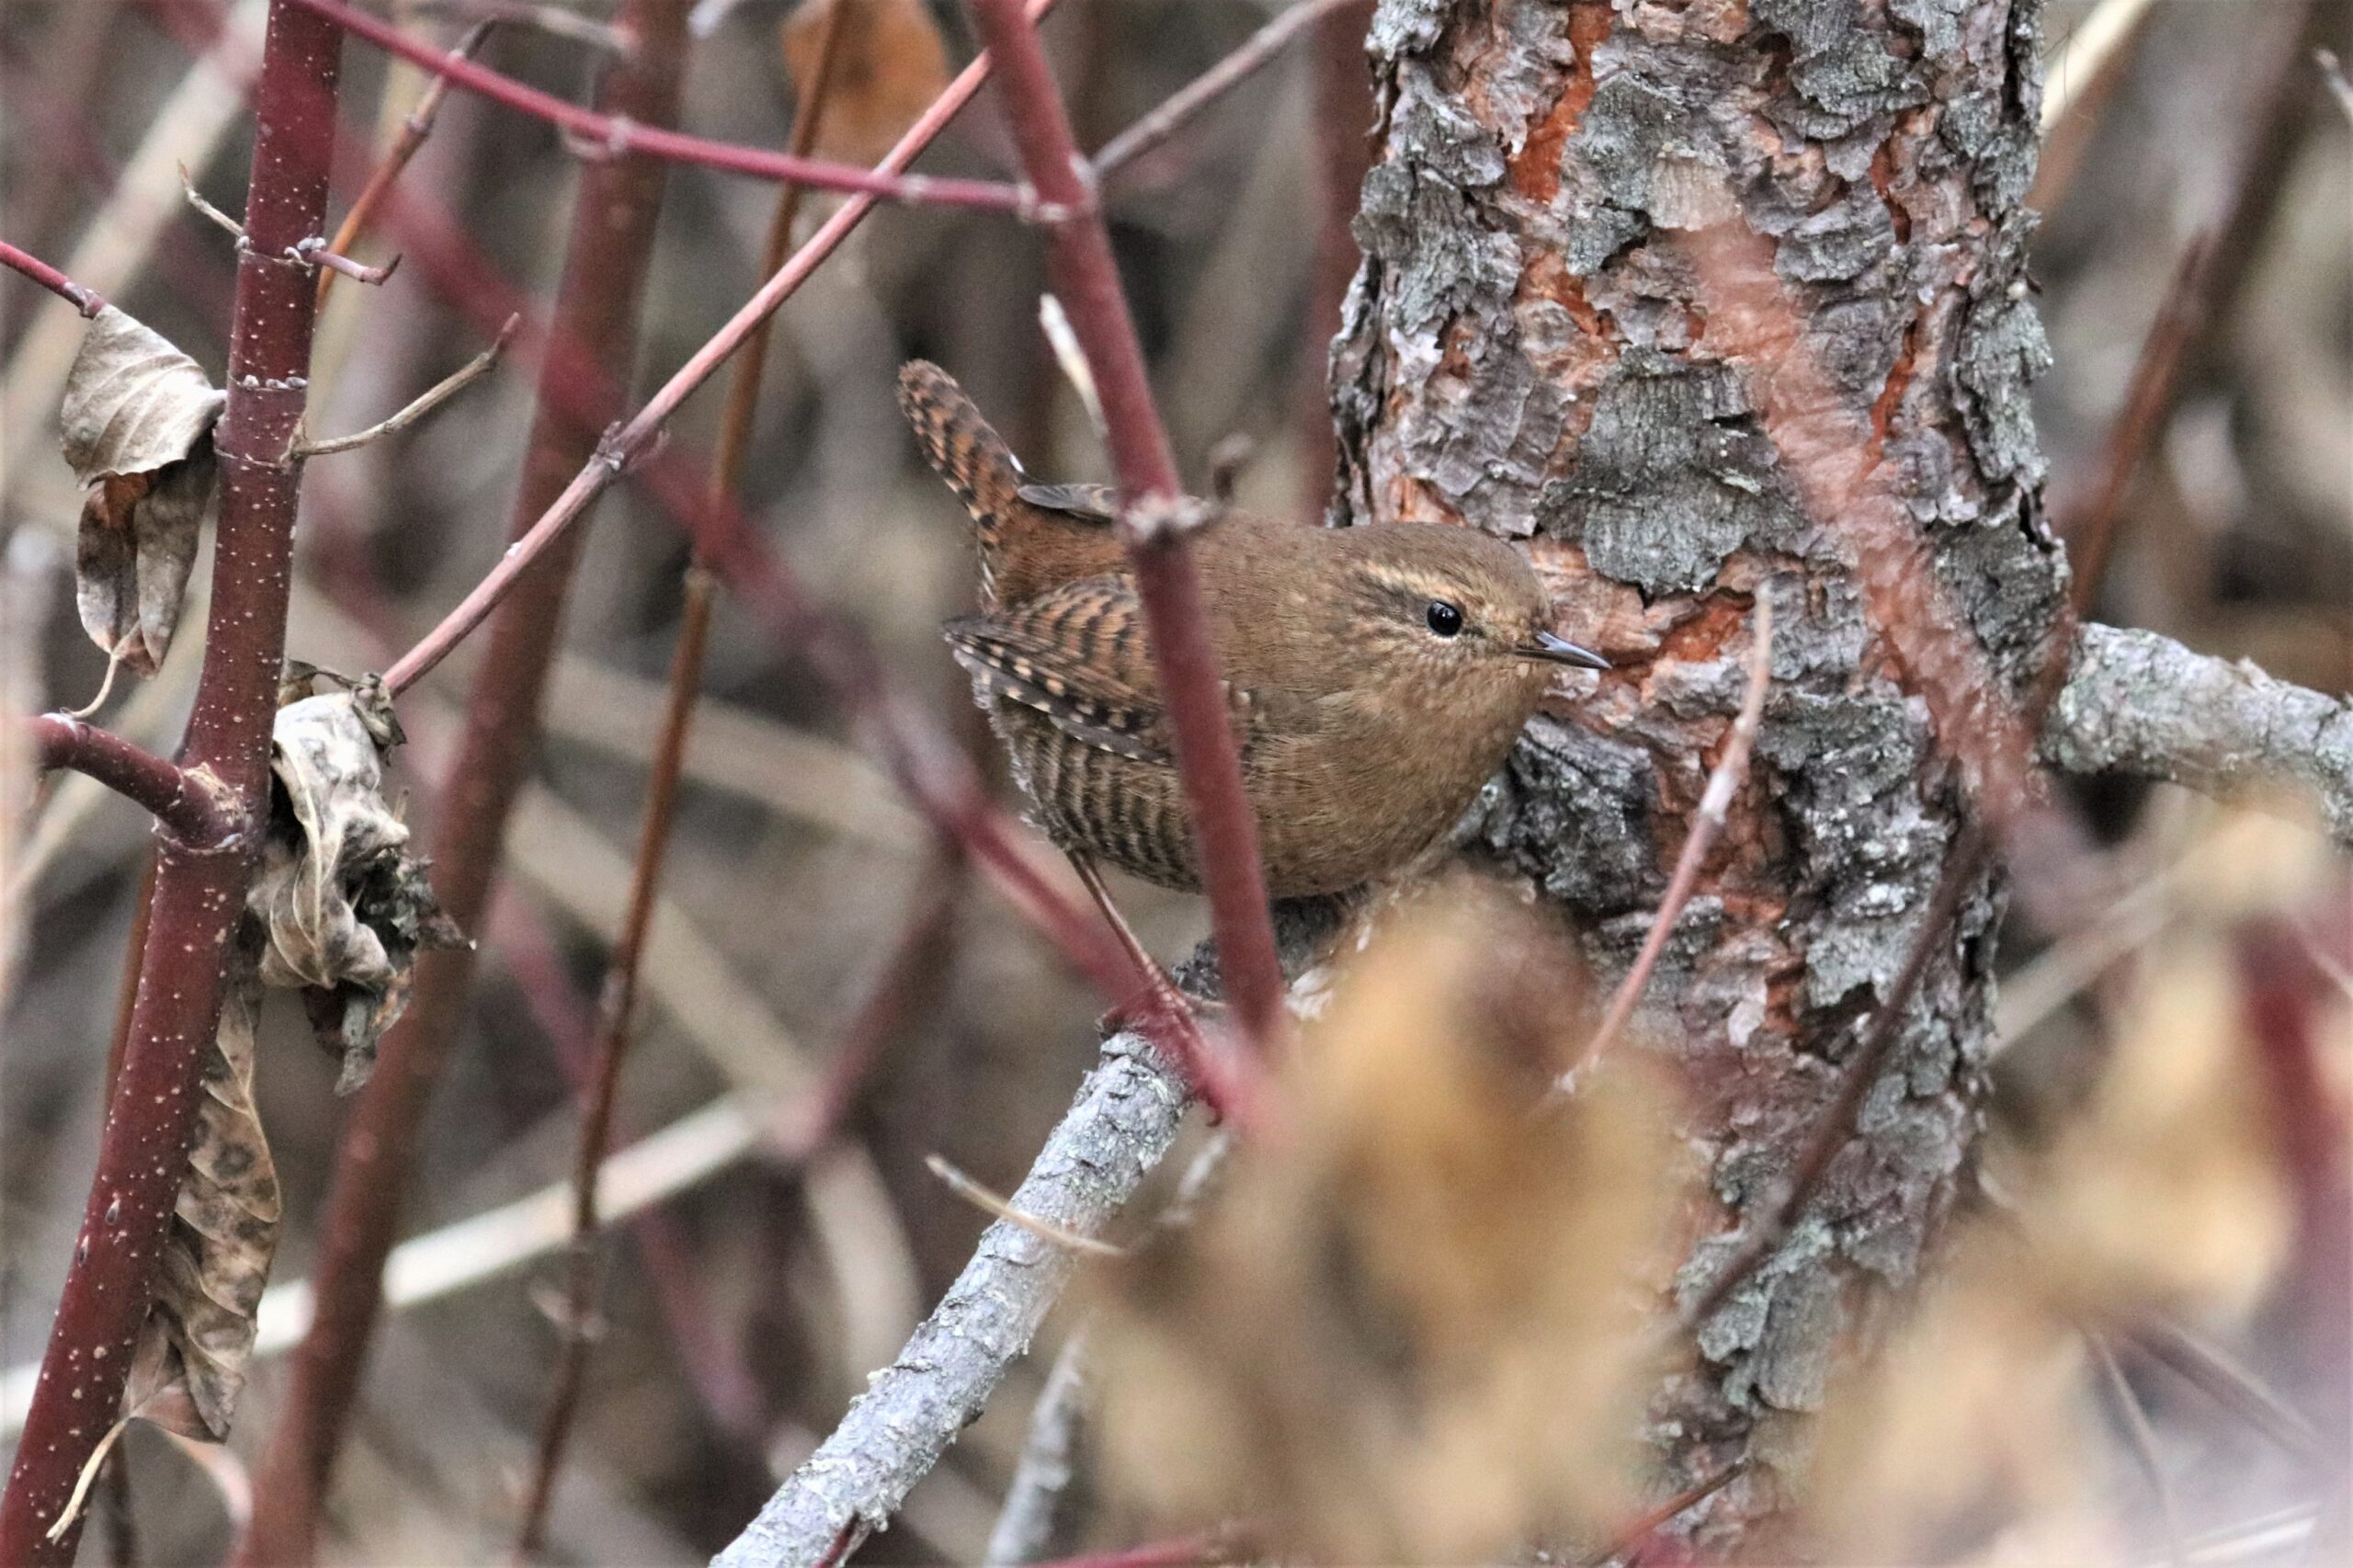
[124,674,460,1443]
[252,675,462,1093]
[1092,881,1691,1564]
[60,305,225,676]
[122,977,277,1442]
[780,0,949,169]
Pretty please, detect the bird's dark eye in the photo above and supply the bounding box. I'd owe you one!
[1425,599,1464,637]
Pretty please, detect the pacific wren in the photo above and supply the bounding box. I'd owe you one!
[899,360,1608,898]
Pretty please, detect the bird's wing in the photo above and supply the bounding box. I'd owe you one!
[944,576,1174,764]
[1014,482,1122,524]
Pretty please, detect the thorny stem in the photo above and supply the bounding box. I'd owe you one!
[314,18,493,312]
[967,0,1290,1056]
[25,714,233,845]
[0,236,106,315]
[1088,0,1359,181]
[233,4,690,1561]
[291,0,1048,214]
[508,0,855,1498]
[0,2,341,1560]
[1574,595,1772,1074]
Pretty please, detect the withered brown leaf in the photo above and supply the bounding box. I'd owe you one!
[121,976,277,1442]
[59,306,225,676]
[781,0,950,170]
[1092,881,1691,1564]
[125,675,460,1442]
[252,675,462,1093]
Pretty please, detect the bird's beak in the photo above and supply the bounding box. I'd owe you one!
[1518,630,1610,670]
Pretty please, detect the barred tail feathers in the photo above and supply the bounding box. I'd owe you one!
[896,360,1025,544]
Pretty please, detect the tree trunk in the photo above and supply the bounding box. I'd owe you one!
[1330,0,2064,1548]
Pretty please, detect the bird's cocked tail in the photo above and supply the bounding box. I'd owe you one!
[897,360,1025,546]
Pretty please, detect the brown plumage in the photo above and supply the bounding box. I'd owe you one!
[897,359,1608,898]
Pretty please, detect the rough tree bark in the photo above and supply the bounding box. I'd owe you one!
[1330,0,2063,1548]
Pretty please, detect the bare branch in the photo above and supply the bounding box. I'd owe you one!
[0,238,105,316]
[404,0,631,53]
[715,1033,1192,1568]
[984,1330,1090,1566]
[292,0,1050,214]
[1091,0,1360,183]
[24,714,234,846]
[1574,594,1772,1074]
[968,0,1289,1051]
[0,1,341,1555]
[2044,624,2353,846]
[290,315,514,457]
[317,20,494,311]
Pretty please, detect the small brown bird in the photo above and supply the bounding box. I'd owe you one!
[899,360,1608,898]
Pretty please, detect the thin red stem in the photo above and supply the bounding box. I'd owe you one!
[0,2,341,1559]
[2057,235,2211,614]
[290,0,1044,214]
[233,4,690,1560]
[0,236,104,315]
[347,0,1185,1035]
[1577,597,1772,1070]
[315,18,492,310]
[26,714,233,845]
[967,0,1289,1052]
[1089,0,1358,180]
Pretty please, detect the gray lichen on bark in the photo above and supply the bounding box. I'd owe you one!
[1330,0,2066,1542]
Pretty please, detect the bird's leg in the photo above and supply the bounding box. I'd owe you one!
[1069,853,1229,1033]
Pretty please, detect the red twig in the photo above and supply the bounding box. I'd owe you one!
[233,4,690,1560]
[2236,923,2353,1460]
[290,0,1048,214]
[0,236,105,316]
[1301,0,1374,515]
[347,2,1205,1056]
[507,0,858,1476]
[509,561,718,1559]
[1577,595,1772,1070]
[1089,0,1360,180]
[2056,235,2212,613]
[1684,824,1989,1329]
[316,14,493,316]
[0,2,342,1559]
[967,0,1289,1053]
[25,713,233,845]
[1590,1459,1747,1565]
[1683,224,2092,920]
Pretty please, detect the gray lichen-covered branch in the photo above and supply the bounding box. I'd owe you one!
[2046,623,2353,846]
[710,1036,1188,1568]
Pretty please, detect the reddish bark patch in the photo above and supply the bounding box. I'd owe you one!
[1508,3,1614,202]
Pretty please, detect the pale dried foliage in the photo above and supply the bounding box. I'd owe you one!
[57,305,223,676]
[1811,807,2340,1563]
[1091,881,1693,1564]
[124,676,460,1443]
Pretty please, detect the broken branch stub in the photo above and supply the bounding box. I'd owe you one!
[120,676,464,1444]
[58,306,226,677]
